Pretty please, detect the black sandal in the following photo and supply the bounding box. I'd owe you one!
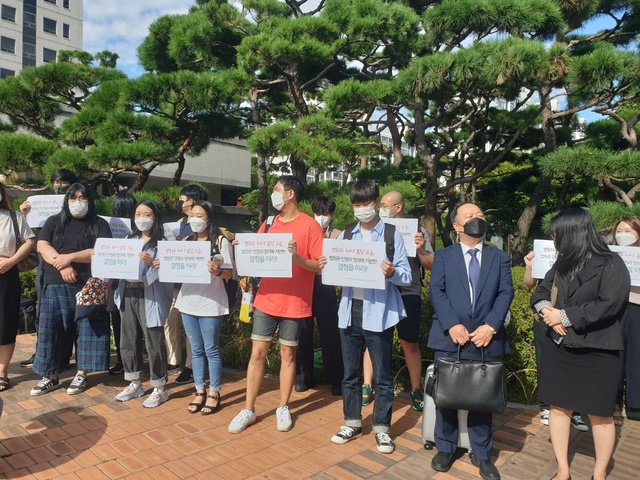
[0,377,9,392]
[188,392,206,414]
[201,393,220,416]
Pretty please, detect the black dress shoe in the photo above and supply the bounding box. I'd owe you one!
[330,385,342,396]
[471,457,501,480]
[431,452,454,472]
[294,382,313,392]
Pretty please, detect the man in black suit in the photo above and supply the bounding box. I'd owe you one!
[428,202,514,480]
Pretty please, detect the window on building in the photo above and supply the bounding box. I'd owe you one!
[1,5,16,22]
[0,36,15,54]
[63,23,69,39]
[63,0,69,8]
[43,17,57,35]
[43,47,57,63]
[44,0,57,4]
[0,68,14,78]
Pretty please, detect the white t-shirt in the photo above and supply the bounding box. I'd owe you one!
[0,210,35,258]
[175,236,235,317]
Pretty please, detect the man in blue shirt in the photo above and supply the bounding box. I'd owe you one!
[320,180,411,454]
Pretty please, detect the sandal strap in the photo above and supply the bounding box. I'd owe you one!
[207,393,220,400]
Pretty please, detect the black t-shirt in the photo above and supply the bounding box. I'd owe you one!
[39,215,112,287]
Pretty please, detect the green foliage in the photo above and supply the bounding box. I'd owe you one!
[19,270,37,300]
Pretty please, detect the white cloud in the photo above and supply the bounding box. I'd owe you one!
[83,0,195,78]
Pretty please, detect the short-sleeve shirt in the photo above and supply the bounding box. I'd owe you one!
[39,215,112,287]
[0,210,35,258]
[253,213,323,318]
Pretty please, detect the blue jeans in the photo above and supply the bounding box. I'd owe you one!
[181,314,223,391]
[340,300,394,433]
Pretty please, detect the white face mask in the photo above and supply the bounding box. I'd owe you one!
[271,191,285,211]
[616,233,638,246]
[189,218,207,233]
[379,207,396,219]
[135,218,154,232]
[315,215,332,229]
[68,200,89,218]
[354,205,377,223]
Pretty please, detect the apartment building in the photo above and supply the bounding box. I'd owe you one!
[0,0,82,78]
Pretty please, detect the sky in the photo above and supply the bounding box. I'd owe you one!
[83,0,195,78]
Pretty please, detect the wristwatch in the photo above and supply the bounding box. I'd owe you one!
[487,325,497,335]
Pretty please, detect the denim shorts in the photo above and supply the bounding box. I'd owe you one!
[251,308,303,347]
[396,294,421,343]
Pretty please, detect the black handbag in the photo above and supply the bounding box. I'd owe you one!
[427,346,507,413]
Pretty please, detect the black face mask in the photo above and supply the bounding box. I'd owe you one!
[463,218,487,238]
[53,186,68,195]
[176,199,184,214]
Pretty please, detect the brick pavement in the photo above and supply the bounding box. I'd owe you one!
[0,334,637,479]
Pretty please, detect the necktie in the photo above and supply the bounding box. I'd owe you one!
[468,248,480,310]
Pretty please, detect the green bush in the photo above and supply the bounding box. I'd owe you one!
[19,270,37,299]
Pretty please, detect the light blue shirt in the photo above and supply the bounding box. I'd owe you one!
[337,220,412,332]
[113,244,174,328]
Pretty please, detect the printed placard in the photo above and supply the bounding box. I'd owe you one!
[321,239,386,290]
[25,195,65,228]
[91,238,144,280]
[157,240,211,284]
[532,240,557,279]
[382,218,417,257]
[610,245,640,287]
[162,222,181,241]
[234,233,293,278]
[99,216,131,239]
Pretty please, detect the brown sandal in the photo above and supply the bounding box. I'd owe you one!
[0,377,10,392]
[188,392,206,414]
[613,404,624,426]
[201,393,220,416]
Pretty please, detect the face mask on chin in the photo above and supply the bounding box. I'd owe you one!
[189,218,207,234]
[616,233,638,246]
[354,205,377,223]
[462,217,487,238]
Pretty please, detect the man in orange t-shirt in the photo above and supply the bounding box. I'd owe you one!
[228,175,323,434]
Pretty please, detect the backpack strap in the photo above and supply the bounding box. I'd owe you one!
[263,215,276,233]
[342,222,395,262]
[9,211,21,247]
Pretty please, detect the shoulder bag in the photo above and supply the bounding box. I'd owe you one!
[9,211,39,272]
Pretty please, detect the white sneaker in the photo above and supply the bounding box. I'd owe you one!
[276,406,292,432]
[142,388,169,408]
[114,383,145,402]
[331,426,363,445]
[66,374,87,395]
[540,408,549,426]
[228,409,257,434]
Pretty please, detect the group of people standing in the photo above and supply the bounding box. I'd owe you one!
[0,172,637,480]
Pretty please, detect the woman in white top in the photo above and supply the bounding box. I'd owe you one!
[176,201,235,415]
[0,182,36,391]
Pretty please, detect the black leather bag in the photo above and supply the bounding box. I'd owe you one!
[428,346,507,413]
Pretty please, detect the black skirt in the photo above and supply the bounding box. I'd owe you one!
[0,266,21,345]
[539,332,621,417]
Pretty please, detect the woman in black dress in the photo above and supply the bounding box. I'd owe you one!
[531,208,630,480]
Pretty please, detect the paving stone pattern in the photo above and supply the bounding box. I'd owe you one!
[0,335,637,479]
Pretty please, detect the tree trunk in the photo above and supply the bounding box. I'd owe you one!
[511,83,556,264]
[172,152,186,186]
[386,107,404,166]
[290,153,309,182]
[257,152,269,225]
[414,101,437,250]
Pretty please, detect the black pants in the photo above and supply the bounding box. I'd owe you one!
[296,276,343,388]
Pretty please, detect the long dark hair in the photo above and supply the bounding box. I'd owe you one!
[185,200,220,250]
[550,207,613,276]
[130,200,164,250]
[0,182,11,210]
[52,183,101,243]
[112,192,137,220]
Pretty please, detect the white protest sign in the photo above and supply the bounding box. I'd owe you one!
[25,195,65,228]
[382,218,417,257]
[532,240,557,279]
[321,239,386,290]
[91,238,144,280]
[162,222,181,241]
[610,245,640,287]
[99,216,131,239]
[234,233,293,278]
[157,240,211,284]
